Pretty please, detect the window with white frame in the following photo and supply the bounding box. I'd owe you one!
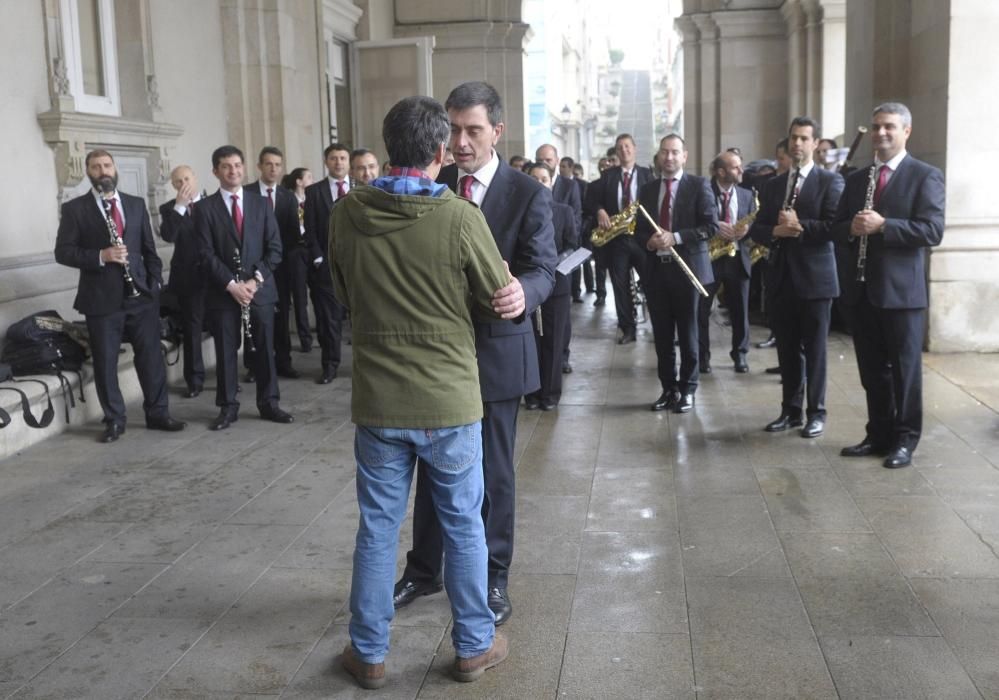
[60,0,120,116]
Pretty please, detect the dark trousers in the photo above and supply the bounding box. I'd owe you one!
[528,293,571,404]
[606,237,646,332]
[85,295,169,427]
[852,297,925,451]
[274,245,312,370]
[698,268,750,363]
[403,396,520,588]
[209,302,279,414]
[178,288,206,391]
[771,282,831,420]
[307,262,343,372]
[645,258,701,394]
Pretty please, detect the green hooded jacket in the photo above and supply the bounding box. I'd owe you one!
[329,184,508,428]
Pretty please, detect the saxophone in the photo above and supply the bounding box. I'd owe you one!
[590,200,639,247]
[855,162,878,282]
[709,189,761,261]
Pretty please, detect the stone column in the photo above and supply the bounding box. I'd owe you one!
[395,5,533,160]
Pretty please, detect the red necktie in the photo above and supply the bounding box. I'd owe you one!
[266,187,274,208]
[108,198,125,236]
[336,180,347,200]
[621,171,632,208]
[459,175,475,199]
[721,191,731,223]
[231,194,243,239]
[659,178,672,229]
[872,164,890,208]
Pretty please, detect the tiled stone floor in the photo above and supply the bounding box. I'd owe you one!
[2,296,999,699]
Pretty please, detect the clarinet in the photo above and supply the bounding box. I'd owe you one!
[232,249,257,353]
[855,162,879,282]
[101,198,141,298]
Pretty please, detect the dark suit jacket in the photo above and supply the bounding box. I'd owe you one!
[634,174,718,284]
[194,189,282,310]
[584,165,655,219]
[248,181,305,254]
[711,182,756,278]
[551,201,579,297]
[438,161,557,401]
[553,174,582,235]
[749,166,844,300]
[304,176,352,262]
[832,155,944,309]
[55,191,162,315]
[159,197,204,294]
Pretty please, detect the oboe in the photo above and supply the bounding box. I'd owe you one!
[855,162,879,282]
[232,249,257,353]
[101,197,141,298]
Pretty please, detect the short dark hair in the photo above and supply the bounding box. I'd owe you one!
[324,143,351,159]
[350,148,375,163]
[788,116,820,139]
[258,146,283,164]
[85,149,114,167]
[445,81,503,126]
[382,96,449,169]
[212,145,244,169]
[660,133,685,147]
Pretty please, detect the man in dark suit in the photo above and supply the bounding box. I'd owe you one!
[55,149,185,442]
[585,134,654,343]
[159,165,208,398]
[833,103,944,468]
[750,117,844,438]
[394,81,557,626]
[524,161,578,409]
[698,150,756,374]
[247,146,302,380]
[304,143,350,385]
[195,145,293,430]
[634,134,717,414]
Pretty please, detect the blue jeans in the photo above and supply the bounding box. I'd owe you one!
[349,423,494,664]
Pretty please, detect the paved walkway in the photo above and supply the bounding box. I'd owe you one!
[2,297,999,699]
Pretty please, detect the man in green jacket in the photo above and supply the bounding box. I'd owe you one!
[329,95,511,689]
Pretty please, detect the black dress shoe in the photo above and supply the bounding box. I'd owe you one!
[243,371,256,383]
[209,411,238,431]
[316,367,337,384]
[618,330,636,345]
[757,335,776,349]
[765,366,781,375]
[99,423,125,443]
[733,356,749,373]
[699,361,712,374]
[884,446,912,469]
[184,386,202,398]
[277,367,301,379]
[260,406,294,423]
[594,297,606,307]
[488,587,512,626]
[801,416,825,438]
[651,391,678,412]
[393,579,443,609]
[562,361,573,374]
[300,339,313,353]
[673,393,695,413]
[840,439,890,458]
[764,413,804,432]
[524,397,540,410]
[146,416,187,432]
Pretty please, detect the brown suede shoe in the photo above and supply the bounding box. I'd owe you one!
[452,632,509,683]
[341,644,386,690]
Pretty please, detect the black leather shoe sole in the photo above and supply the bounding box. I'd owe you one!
[393,580,443,609]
